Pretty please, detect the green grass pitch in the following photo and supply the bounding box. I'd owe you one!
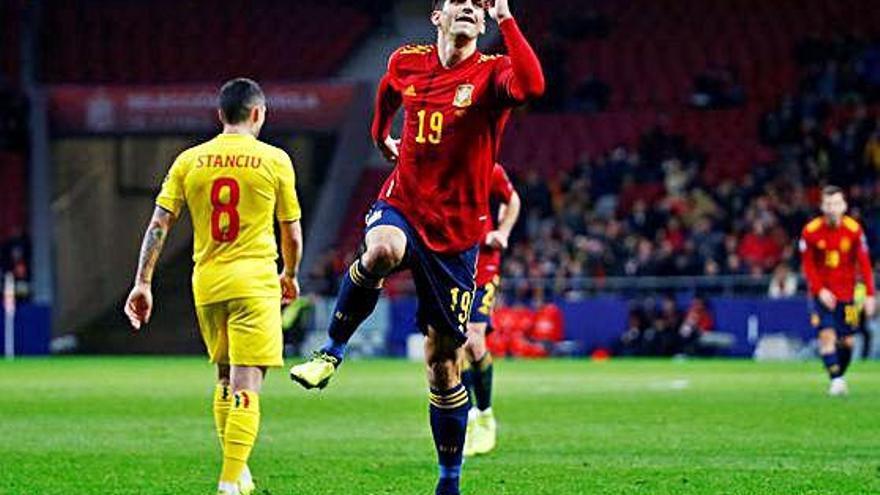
[1,357,879,494]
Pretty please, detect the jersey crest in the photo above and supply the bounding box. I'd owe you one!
[453,84,475,108]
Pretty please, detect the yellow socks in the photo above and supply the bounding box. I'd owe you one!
[213,384,232,447]
[220,390,261,484]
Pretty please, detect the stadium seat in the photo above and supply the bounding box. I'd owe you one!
[40,0,375,83]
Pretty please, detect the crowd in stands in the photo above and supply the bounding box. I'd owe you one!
[499,34,880,302]
[615,295,717,357]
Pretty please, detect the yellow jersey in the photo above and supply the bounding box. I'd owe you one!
[156,133,301,305]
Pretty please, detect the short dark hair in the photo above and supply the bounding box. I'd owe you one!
[218,78,265,125]
[433,0,487,12]
[822,185,844,198]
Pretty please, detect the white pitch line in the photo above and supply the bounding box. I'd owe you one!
[649,379,691,391]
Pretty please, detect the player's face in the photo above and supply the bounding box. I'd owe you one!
[821,192,847,224]
[433,0,486,39]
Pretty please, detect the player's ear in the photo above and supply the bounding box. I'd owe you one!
[250,105,264,124]
[217,108,226,126]
[431,9,442,27]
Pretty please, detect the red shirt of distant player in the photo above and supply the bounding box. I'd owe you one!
[371,19,544,254]
[799,215,875,301]
[475,163,515,286]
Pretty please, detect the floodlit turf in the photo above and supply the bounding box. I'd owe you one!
[1,358,879,494]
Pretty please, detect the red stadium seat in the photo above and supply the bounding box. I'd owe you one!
[529,303,565,343]
[40,0,376,83]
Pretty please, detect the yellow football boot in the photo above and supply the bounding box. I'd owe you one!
[289,351,340,389]
[463,410,478,457]
[473,409,497,455]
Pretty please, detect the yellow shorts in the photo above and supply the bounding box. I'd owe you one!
[195,296,283,367]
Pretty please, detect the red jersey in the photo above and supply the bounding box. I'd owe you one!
[476,163,515,286]
[799,215,875,301]
[371,18,543,254]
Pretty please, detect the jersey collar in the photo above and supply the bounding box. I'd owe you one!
[434,47,481,72]
[216,133,256,140]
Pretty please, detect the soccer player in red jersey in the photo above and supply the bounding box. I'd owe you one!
[462,162,519,457]
[290,0,543,493]
[799,186,876,396]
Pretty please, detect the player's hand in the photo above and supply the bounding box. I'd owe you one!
[865,295,876,318]
[377,136,400,164]
[818,288,837,310]
[483,0,512,23]
[124,282,153,331]
[280,273,300,305]
[485,229,509,250]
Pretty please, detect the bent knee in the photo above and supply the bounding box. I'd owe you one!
[818,330,838,351]
[427,358,459,389]
[465,329,487,358]
[363,242,404,273]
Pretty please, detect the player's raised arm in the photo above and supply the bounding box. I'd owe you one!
[489,0,545,103]
[371,70,404,163]
[124,206,177,330]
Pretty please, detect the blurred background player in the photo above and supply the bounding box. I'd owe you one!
[799,185,876,396]
[289,0,544,493]
[123,78,303,495]
[853,282,873,359]
[462,162,520,457]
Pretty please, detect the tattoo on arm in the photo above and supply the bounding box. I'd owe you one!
[135,208,175,285]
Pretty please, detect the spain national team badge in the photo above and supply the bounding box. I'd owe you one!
[840,237,851,252]
[453,84,474,108]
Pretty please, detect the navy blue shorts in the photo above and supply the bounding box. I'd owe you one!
[469,276,500,334]
[809,298,859,336]
[365,201,477,345]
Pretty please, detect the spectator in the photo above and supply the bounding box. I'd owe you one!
[617,308,646,356]
[737,221,783,272]
[1,228,31,301]
[768,264,799,298]
[679,296,715,355]
[644,296,682,356]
